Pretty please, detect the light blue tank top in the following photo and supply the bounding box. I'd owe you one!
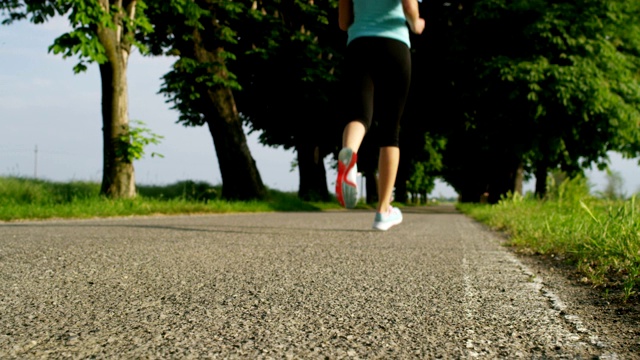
[347,0,411,48]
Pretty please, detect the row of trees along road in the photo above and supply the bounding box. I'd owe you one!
[2,0,640,204]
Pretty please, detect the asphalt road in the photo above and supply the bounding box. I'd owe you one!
[0,205,633,358]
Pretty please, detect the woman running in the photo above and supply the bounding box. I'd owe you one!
[335,0,425,230]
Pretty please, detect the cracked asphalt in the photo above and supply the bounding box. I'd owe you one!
[0,205,636,358]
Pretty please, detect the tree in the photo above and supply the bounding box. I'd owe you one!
[144,0,347,202]
[414,0,640,203]
[143,0,266,201]
[402,134,445,204]
[233,0,344,201]
[496,0,640,199]
[1,0,153,198]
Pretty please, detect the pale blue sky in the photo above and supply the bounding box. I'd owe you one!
[2,19,639,198]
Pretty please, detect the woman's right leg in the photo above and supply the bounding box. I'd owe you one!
[342,120,366,151]
[336,120,366,209]
[336,38,374,209]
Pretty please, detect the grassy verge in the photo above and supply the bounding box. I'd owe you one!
[0,176,343,222]
[457,177,640,303]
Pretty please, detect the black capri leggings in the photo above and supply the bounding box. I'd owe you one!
[342,36,412,148]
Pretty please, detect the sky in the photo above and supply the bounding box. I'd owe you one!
[2,19,640,199]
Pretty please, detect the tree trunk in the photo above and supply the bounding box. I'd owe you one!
[394,151,410,204]
[364,170,378,204]
[394,173,408,204]
[204,86,266,201]
[97,11,136,199]
[187,29,266,201]
[458,183,487,203]
[535,162,548,199]
[297,143,330,201]
[99,62,135,198]
[481,154,523,204]
[513,161,524,196]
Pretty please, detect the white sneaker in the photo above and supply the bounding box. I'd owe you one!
[335,147,358,209]
[372,206,403,231]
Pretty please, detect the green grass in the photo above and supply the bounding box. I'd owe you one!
[0,176,341,221]
[458,177,640,303]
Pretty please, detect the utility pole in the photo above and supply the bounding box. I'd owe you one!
[34,145,38,178]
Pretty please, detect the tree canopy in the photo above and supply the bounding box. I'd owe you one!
[1,0,154,198]
[142,0,268,200]
[412,0,640,202]
[4,0,639,203]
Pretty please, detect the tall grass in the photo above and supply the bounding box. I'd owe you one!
[0,176,328,221]
[459,177,640,302]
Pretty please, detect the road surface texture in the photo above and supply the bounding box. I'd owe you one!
[1,205,638,359]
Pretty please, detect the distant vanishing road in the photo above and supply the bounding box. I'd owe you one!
[0,205,635,358]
